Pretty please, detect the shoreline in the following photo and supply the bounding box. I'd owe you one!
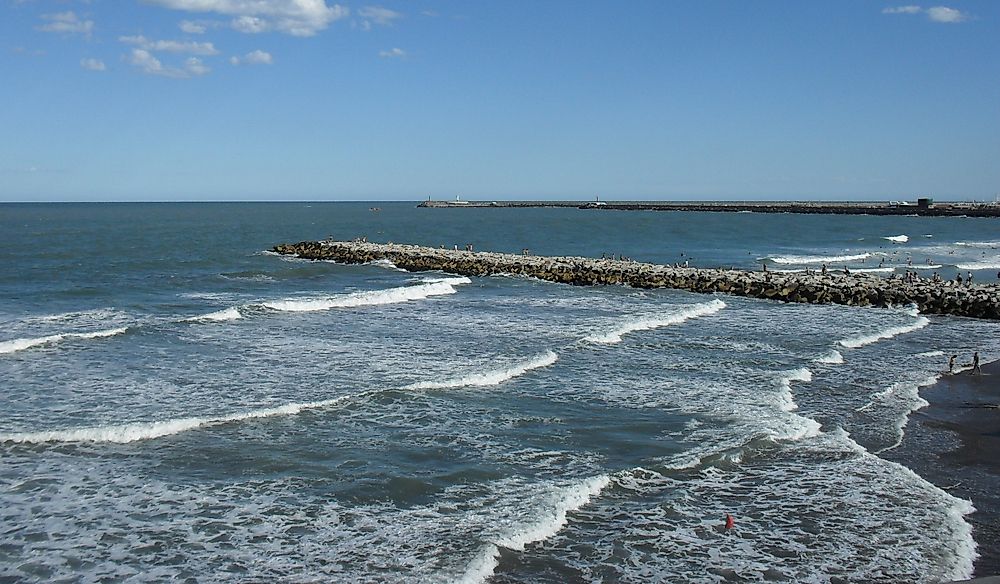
[893,360,1000,577]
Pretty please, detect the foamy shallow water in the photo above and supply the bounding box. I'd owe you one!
[2,203,1000,582]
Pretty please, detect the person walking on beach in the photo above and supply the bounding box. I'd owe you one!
[949,355,957,374]
[972,352,982,375]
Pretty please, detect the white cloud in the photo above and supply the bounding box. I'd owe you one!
[378,47,405,58]
[80,57,106,71]
[230,49,273,65]
[358,5,401,26]
[926,6,968,23]
[37,11,94,37]
[882,5,970,23]
[127,48,211,78]
[145,0,349,36]
[184,57,211,75]
[120,35,219,55]
[882,5,922,14]
[232,15,269,33]
[179,20,208,34]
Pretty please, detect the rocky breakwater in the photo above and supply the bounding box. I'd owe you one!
[273,240,1000,320]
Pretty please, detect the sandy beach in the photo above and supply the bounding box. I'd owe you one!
[895,359,1000,577]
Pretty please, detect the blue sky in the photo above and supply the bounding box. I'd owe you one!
[2,1,998,201]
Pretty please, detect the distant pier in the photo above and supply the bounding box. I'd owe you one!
[273,240,1000,320]
[416,199,1000,217]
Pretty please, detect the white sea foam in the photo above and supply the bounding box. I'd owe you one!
[768,252,872,265]
[883,235,909,243]
[584,299,726,344]
[405,351,558,390]
[955,261,1000,270]
[775,368,812,412]
[262,277,471,312]
[838,316,930,349]
[366,258,407,272]
[815,350,845,364]
[0,327,129,355]
[916,350,945,358]
[458,475,610,584]
[0,396,355,444]
[184,307,242,322]
[851,267,895,274]
[956,240,1000,248]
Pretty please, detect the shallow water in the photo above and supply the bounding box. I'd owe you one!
[2,202,999,582]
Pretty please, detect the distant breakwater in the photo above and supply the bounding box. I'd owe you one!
[417,200,1000,217]
[273,241,1000,320]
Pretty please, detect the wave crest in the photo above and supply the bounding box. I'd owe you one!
[839,316,930,349]
[0,327,129,355]
[405,351,558,390]
[262,277,472,312]
[585,299,726,344]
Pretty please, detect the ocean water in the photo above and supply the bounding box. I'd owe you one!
[2,202,1000,583]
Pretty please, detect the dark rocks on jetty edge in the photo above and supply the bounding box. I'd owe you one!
[273,240,1000,321]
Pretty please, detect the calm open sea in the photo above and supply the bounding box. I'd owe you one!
[2,202,1000,582]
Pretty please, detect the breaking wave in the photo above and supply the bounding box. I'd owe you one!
[584,299,726,344]
[0,396,356,445]
[768,253,872,265]
[458,475,610,584]
[0,327,129,355]
[261,277,471,312]
[838,316,930,349]
[815,350,844,364]
[405,351,558,390]
[883,235,909,243]
[184,307,242,322]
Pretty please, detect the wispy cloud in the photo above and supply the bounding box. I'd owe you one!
[358,5,401,29]
[378,47,405,59]
[120,35,219,55]
[145,0,349,36]
[126,49,211,78]
[179,20,209,34]
[882,5,923,14]
[230,49,273,65]
[80,58,106,71]
[882,5,970,23]
[37,11,94,37]
[926,6,968,23]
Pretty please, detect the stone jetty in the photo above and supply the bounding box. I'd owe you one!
[272,240,1000,320]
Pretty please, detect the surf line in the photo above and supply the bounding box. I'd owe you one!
[272,240,1000,320]
[0,350,562,446]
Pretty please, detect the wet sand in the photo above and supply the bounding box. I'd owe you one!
[893,360,1000,577]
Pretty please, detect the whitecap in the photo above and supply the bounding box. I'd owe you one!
[767,253,872,265]
[815,350,844,364]
[261,277,472,312]
[0,395,356,444]
[457,475,610,584]
[405,351,558,390]
[183,307,242,322]
[775,368,812,412]
[956,240,1000,248]
[584,299,726,344]
[955,261,1000,270]
[883,235,909,243]
[838,316,930,349]
[0,327,129,355]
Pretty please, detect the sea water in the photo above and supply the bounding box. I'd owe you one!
[2,202,1000,582]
